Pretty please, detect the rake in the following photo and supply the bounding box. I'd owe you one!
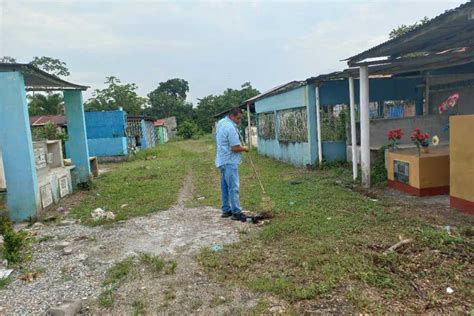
[237,129,275,218]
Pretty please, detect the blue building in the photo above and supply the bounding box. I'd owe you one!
[245,74,425,167]
[0,63,91,221]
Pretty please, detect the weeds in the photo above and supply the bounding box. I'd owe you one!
[138,252,164,273]
[103,258,133,286]
[132,299,147,315]
[98,288,115,307]
[164,260,177,275]
[0,276,11,289]
[0,215,30,265]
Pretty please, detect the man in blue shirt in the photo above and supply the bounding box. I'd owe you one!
[215,107,249,221]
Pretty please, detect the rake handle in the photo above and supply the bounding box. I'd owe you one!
[236,127,266,194]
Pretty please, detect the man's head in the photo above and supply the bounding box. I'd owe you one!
[228,107,242,125]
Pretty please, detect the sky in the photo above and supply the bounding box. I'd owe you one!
[0,0,467,104]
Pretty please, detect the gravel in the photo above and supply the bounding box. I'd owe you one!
[1,173,261,314]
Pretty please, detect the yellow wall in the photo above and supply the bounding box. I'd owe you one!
[450,115,474,202]
[387,147,449,189]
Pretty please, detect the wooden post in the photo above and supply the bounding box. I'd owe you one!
[349,76,358,181]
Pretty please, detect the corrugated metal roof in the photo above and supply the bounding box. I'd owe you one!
[346,1,474,65]
[128,115,155,122]
[30,115,67,127]
[154,119,166,126]
[212,81,306,118]
[0,63,89,91]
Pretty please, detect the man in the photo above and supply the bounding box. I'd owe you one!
[215,107,249,221]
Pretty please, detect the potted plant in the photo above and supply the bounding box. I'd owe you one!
[387,128,404,150]
[410,128,430,155]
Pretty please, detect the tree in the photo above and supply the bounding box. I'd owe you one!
[177,121,200,139]
[30,56,70,77]
[0,56,16,63]
[194,82,260,133]
[146,78,194,124]
[85,76,146,115]
[389,17,430,39]
[28,93,64,116]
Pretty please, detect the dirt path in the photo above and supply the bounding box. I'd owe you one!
[1,172,262,314]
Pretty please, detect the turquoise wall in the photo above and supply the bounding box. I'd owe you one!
[66,110,128,157]
[322,140,347,162]
[0,71,40,220]
[64,90,91,184]
[255,85,318,166]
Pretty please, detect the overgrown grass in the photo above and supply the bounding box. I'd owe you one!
[70,136,472,312]
[187,138,474,313]
[72,142,197,225]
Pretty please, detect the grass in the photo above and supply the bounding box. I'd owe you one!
[70,136,472,312]
[132,299,147,315]
[71,142,196,225]
[138,252,164,273]
[97,254,178,309]
[98,288,115,307]
[103,258,134,286]
[0,276,11,289]
[183,138,474,313]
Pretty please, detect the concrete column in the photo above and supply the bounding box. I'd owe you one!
[315,85,323,165]
[0,72,40,221]
[246,103,252,148]
[359,66,371,188]
[64,90,91,183]
[349,77,358,181]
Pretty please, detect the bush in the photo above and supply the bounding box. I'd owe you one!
[177,121,200,139]
[0,215,29,264]
[371,146,388,185]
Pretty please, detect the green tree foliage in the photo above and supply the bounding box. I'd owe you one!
[30,56,70,77]
[28,93,64,116]
[31,121,67,142]
[85,76,146,115]
[145,78,194,124]
[389,17,430,39]
[194,82,259,133]
[177,121,200,139]
[0,56,16,63]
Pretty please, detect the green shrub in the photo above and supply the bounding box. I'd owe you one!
[372,147,388,185]
[177,121,200,139]
[0,215,29,264]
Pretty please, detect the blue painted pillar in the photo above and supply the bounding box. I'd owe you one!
[64,90,91,183]
[140,119,147,149]
[0,72,40,221]
[306,84,318,165]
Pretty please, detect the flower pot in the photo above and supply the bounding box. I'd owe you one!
[421,146,429,154]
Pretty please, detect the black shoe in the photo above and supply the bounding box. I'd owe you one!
[221,212,232,218]
[231,213,247,222]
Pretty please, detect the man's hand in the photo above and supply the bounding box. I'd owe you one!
[231,145,249,153]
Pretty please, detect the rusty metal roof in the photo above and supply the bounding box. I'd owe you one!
[346,1,474,66]
[0,63,89,91]
[154,119,166,127]
[30,115,67,127]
